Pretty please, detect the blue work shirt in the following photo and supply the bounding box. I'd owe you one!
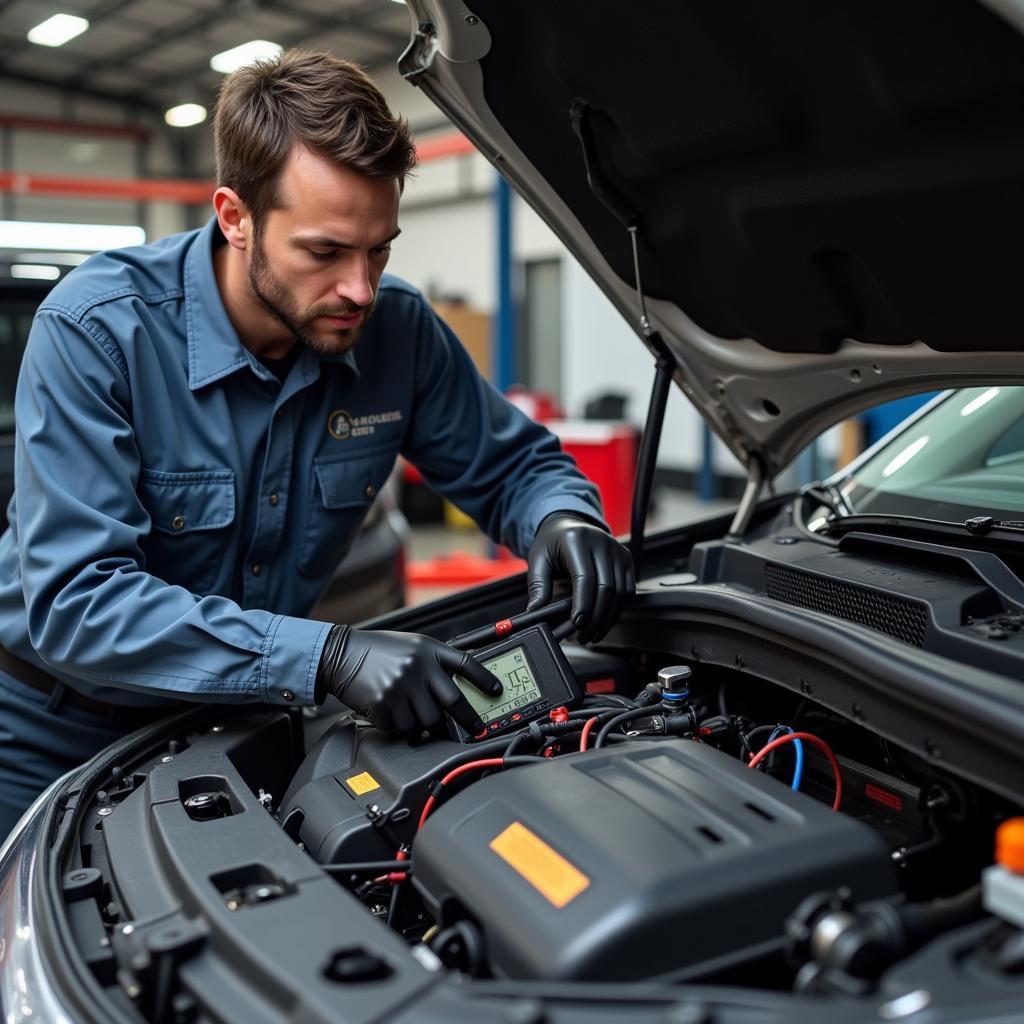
[0,218,603,710]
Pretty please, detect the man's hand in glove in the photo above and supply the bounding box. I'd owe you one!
[526,512,635,643]
[316,626,502,735]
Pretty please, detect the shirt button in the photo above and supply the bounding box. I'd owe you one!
[251,564,262,576]
[268,493,279,507]
[280,689,295,702]
[364,485,376,499]
[171,515,185,531]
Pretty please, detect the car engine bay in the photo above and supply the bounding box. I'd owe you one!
[47,510,1024,1023]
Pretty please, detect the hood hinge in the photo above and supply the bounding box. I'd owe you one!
[726,455,766,541]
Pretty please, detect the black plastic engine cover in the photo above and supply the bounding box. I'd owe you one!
[279,720,472,864]
[412,739,898,981]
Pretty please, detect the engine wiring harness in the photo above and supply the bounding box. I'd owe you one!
[322,660,846,948]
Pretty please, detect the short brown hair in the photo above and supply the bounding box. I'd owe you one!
[214,49,417,224]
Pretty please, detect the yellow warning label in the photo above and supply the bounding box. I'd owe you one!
[489,821,590,908]
[344,771,380,796]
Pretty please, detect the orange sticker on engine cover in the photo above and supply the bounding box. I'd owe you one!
[489,821,590,908]
[344,771,380,796]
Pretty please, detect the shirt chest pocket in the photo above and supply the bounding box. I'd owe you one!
[299,453,394,577]
[138,468,236,595]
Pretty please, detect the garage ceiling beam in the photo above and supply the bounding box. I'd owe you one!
[0,69,162,116]
[260,0,409,47]
[0,1,409,112]
[64,4,252,92]
[65,0,404,96]
[139,0,405,92]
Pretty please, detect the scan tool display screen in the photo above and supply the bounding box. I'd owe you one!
[456,646,542,724]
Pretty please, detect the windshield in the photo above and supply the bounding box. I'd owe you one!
[839,387,1024,523]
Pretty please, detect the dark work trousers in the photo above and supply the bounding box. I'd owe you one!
[0,666,129,838]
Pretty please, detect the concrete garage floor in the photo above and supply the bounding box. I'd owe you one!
[406,487,735,606]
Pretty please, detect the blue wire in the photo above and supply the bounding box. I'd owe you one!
[791,739,804,792]
[767,726,804,792]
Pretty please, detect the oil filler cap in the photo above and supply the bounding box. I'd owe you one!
[996,818,1024,873]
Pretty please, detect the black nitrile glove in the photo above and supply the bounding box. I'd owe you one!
[316,626,503,735]
[526,512,635,644]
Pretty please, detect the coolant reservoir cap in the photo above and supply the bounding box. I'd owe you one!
[995,818,1024,873]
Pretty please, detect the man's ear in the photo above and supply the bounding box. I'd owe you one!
[213,187,250,252]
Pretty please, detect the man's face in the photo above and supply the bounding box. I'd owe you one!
[246,147,401,355]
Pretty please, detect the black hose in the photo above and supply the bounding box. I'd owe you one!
[502,730,531,757]
[385,878,402,928]
[898,885,983,948]
[567,707,620,720]
[792,490,840,548]
[584,693,636,709]
[416,734,519,778]
[594,707,655,748]
[540,732,581,755]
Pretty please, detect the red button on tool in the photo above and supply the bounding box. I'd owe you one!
[549,706,570,724]
[512,713,522,722]
[495,618,514,637]
[489,723,500,731]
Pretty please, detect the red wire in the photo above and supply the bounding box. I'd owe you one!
[417,757,506,831]
[579,716,600,752]
[748,731,843,811]
[416,796,436,832]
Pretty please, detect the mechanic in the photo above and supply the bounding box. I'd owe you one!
[0,50,633,834]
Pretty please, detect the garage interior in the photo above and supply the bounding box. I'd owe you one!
[0,0,908,609]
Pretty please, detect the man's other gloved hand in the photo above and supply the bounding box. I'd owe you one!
[526,512,635,644]
[316,626,503,735]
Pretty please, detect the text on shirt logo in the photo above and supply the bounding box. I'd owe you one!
[328,408,403,441]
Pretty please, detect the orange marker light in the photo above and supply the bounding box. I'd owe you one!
[996,818,1024,873]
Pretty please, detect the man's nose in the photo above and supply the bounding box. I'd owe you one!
[335,256,374,308]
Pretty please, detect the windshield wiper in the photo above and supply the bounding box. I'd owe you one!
[964,516,1024,536]
[826,513,1024,545]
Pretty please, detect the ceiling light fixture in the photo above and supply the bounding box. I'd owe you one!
[27,13,89,47]
[164,103,208,128]
[10,264,61,281]
[210,40,283,75]
[0,222,145,252]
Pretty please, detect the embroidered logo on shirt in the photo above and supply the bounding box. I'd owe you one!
[328,408,403,441]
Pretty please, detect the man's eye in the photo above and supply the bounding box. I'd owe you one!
[307,249,334,260]
[370,246,391,257]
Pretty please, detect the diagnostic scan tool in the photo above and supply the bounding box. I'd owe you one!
[449,622,581,742]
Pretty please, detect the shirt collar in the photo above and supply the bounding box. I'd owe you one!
[184,216,360,390]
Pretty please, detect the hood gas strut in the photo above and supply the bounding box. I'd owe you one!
[569,99,676,578]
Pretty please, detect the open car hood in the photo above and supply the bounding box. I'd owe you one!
[401,0,1024,477]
